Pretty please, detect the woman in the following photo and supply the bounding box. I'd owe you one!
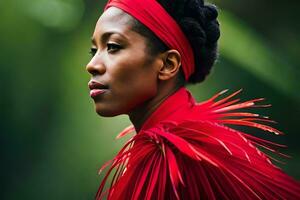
[86,0,300,199]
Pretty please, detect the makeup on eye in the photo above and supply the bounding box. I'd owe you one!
[89,47,97,56]
[107,42,122,52]
[89,42,122,57]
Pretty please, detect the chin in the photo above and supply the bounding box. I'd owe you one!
[94,104,124,117]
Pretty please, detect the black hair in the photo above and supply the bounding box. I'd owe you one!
[130,0,220,84]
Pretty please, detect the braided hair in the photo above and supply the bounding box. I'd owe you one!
[130,0,220,84]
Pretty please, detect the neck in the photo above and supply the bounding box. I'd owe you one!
[128,84,181,132]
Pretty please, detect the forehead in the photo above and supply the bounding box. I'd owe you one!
[99,7,131,25]
[93,7,133,38]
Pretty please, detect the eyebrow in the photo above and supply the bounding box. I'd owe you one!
[91,31,128,45]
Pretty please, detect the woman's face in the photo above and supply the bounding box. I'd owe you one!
[86,7,162,117]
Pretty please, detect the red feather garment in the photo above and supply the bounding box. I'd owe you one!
[96,87,300,199]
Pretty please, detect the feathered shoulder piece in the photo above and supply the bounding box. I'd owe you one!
[96,87,300,200]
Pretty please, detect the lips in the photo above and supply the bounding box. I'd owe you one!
[88,81,108,98]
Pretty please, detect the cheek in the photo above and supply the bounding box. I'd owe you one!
[108,60,158,113]
[116,68,157,109]
[93,45,160,116]
[111,51,157,89]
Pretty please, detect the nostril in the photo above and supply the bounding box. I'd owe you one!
[87,68,98,76]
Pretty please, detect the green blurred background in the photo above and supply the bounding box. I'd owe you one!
[1,0,299,199]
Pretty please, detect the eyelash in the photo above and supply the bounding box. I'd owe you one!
[89,43,122,57]
[89,48,97,56]
[107,43,121,52]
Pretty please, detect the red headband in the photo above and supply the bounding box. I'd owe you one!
[104,0,195,80]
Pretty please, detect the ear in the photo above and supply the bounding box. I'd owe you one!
[158,49,181,81]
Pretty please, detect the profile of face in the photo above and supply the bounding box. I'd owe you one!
[86,7,163,117]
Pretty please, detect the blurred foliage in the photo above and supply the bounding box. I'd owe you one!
[1,0,299,199]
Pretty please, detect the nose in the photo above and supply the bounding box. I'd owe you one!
[86,55,106,76]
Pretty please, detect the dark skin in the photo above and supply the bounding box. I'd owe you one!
[86,7,182,132]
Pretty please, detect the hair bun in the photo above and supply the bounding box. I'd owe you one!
[205,20,220,44]
[179,17,206,45]
[203,4,218,22]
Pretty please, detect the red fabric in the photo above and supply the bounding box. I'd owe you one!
[104,0,195,80]
[96,87,300,199]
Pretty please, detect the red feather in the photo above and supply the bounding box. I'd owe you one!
[95,88,300,199]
